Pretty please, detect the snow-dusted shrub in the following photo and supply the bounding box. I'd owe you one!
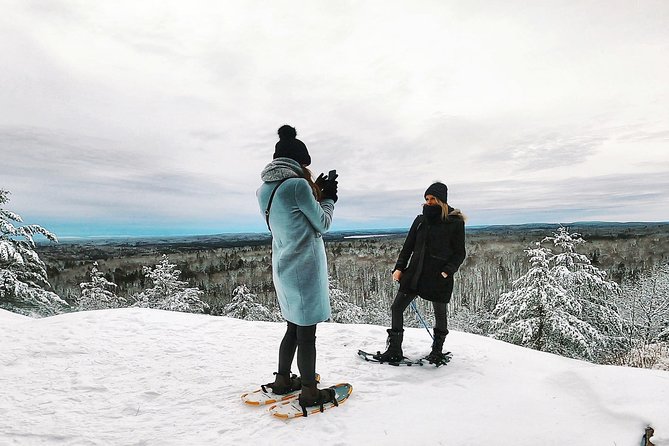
[78,262,125,311]
[652,349,669,371]
[0,189,66,316]
[361,303,391,326]
[619,341,669,370]
[329,279,364,324]
[619,263,669,345]
[449,306,492,335]
[223,284,278,321]
[133,255,208,313]
[611,263,669,369]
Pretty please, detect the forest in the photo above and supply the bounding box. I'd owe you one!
[36,222,668,323]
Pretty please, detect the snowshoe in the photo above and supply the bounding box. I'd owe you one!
[424,351,452,367]
[263,372,302,395]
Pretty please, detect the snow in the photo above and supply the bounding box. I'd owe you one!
[1,308,668,445]
[344,234,392,239]
[0,309,31,322]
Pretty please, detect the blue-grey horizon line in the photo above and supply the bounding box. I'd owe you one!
[42,219,669,241]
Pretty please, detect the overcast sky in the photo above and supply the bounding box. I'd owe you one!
[1,0,668,237]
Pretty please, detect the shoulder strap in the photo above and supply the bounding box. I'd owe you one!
[265,179,289,232]
[415,214,424,231]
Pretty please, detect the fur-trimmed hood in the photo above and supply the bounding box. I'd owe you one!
[448,206,467,221]
[260,157,303,182]
[447,207,466,221]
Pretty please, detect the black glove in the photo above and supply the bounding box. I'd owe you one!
[322,177,338,202]
[315,173,327,190]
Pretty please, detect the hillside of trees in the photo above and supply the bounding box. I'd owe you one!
[36,223,668,320]
[4,213,664,368]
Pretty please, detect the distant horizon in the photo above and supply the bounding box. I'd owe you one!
[39,219,669,241]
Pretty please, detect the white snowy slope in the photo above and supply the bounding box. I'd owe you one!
[1,308,668,446]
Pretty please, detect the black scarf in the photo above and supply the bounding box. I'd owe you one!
[422,204,442,223]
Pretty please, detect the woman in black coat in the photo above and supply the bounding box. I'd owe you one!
[375,182,466,365]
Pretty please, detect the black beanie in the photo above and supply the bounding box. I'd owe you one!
[273,125,311,166]
[424,182,448,203]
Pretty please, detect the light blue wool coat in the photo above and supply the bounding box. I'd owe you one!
[256,158,335,326]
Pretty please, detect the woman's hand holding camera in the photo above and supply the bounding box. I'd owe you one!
[315,173,327,190]
[319,171,338,202]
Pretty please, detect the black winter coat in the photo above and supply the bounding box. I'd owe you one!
[394,210,466,303]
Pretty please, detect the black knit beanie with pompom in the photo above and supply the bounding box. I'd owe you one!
[273,125,311,166]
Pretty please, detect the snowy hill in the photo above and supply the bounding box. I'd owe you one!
[1,308,668,445]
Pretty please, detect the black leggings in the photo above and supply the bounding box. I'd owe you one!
[278,322,317,385]
[391,291,448,333]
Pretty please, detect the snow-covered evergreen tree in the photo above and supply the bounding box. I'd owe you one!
[329,278,364,323]
[223,284,278,321]
[133,255,208,313]
[0,189,66,316]
[492,243,607,360]
[78,262,125,311]
[543,227,625,356]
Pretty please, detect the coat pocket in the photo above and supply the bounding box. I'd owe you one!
[430,254,451,278]
[430,254,449,262]
[430,254,450,268]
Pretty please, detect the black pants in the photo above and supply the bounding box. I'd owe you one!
[391,291,448,334]
[278,322,317,386]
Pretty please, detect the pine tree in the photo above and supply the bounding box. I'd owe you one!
[492,243,606,360]
[78,262,125,311]
[543,227,625,360]
[222,284,278,321]
[133,255,208,313]
[1,189,66,316]
[329,278,364,324]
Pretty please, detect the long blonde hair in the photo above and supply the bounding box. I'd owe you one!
[301,166,322,201]
[434,197,466,221]
[434,198,450,221]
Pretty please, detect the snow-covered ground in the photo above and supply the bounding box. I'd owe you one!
[1,308,667,445]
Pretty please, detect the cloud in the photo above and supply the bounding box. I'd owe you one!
[615,128,669,143]
[0,126,131,170]
[455,172,669,224]
[1,1,668,236]
[0,126,244,221]
[331,170,667,230]
[504,133,606,172]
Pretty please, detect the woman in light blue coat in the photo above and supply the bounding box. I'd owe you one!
[256,125,339,410]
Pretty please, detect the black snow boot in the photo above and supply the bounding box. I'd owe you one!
[263,372,301,395]
[298,382,338,416]
[373,329,404,362]
[425,328,449,364]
